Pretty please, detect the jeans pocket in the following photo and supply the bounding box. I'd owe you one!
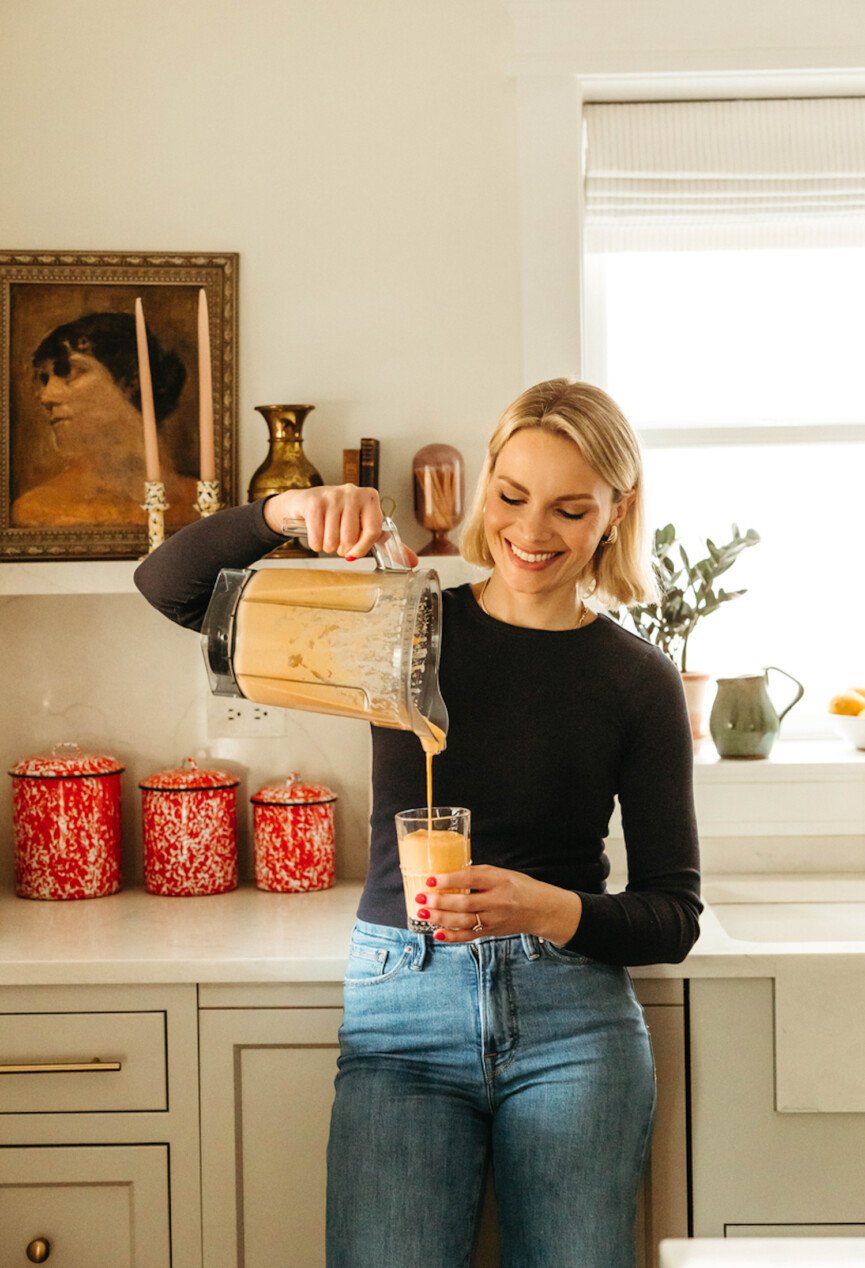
[538,939,596,967]
[344,940,412,986]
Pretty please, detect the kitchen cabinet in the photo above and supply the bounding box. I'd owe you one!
[637,985,690,1268]
[0,982,202,1268]
[0,1144,169,1268]
[198,978,687,1267]
[198,994,341,1267]
[689,978,865,1237]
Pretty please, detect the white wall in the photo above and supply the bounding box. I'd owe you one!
[0,0,859,889]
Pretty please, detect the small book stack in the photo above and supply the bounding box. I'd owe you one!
[343,439,380,490]
[359,438,380,489]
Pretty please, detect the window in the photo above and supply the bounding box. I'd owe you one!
[582,98,865,737]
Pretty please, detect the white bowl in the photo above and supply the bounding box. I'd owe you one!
[830,712,865,750]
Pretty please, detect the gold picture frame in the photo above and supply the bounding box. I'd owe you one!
[0,250,238,560]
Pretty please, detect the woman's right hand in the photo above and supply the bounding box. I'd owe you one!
[262,485,386,560]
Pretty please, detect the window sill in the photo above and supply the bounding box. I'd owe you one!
[694,738,865,780]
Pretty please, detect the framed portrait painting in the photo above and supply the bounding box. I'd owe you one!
[0,250,238,560]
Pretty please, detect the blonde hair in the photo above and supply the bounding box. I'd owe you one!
[460,379,659,608]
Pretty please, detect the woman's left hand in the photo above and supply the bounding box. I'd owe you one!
[416,864,583,945]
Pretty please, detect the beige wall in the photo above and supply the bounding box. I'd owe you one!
[0,0,522,508]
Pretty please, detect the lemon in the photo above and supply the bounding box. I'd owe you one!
[829,691,865,716]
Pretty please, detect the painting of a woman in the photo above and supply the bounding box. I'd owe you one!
[12,311,197,530]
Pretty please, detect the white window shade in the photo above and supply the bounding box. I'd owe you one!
[583,97,865,251]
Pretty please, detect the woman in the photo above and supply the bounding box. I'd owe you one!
[13,311,195,529]
[134,378,701,1267]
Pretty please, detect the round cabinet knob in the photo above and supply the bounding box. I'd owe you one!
[27,1239,51,1263]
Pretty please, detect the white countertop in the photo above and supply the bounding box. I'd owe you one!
[660,1238,865,1266]
[3,875,865,987]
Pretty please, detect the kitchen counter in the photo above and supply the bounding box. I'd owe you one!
[660,1237,865,1265]
[3,874,865,987]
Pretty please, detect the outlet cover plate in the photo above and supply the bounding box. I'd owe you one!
[206,695,286,739]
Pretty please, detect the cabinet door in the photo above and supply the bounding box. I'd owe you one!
[690,978,865,1234]
[200,1008,341,1268]
[200,994,687,1268]
[635,1002,689,1268]
[727,1225,865,1237]
[0,1143,170,1268]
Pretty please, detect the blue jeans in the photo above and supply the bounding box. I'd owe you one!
[326,919,656,1268]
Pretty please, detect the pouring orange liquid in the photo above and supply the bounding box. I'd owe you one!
[418,720,446,827]
[397,723,470,934]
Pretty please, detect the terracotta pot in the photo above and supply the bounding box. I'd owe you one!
[251,773,336,893]
[9,743,124,900]
[140,757,238,897]
[681,671,711,746]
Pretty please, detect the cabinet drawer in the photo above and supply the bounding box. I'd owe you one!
[0,1143,170,1267]
[0,1011,167,1113]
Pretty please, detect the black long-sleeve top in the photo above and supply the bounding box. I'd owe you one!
[134,500,702,966]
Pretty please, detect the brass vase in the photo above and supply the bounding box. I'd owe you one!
[248,404,323,557]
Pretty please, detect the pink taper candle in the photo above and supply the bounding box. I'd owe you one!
[197,288,216,483]
[134,298,161,482]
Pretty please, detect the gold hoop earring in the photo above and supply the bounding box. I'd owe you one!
[600,524,618,546]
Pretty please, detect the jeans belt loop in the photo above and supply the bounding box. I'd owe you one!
[410,932,429,971]
[521,933,541,961]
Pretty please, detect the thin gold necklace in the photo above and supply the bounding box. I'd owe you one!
[478,578,591,630]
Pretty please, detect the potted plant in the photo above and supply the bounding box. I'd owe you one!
[617,522,760,741]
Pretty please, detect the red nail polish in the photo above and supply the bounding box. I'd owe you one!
[434,930,446,941]
[415,894,427,905]
[417,908,430,920]
[345,555,356,562]
[426,877,437,887]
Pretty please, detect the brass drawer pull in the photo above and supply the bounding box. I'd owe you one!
[0,1058,122,1075]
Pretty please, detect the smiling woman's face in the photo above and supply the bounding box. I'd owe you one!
[484,428,626,602]
[35,351,134,449]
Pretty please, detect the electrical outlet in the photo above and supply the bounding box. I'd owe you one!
[206,695,286,739]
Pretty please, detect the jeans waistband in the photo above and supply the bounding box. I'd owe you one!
[352,917,543,970]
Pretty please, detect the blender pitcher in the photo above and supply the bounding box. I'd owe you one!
[200,517,448,751]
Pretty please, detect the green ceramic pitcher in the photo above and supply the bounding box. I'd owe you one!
[709,666,804,759]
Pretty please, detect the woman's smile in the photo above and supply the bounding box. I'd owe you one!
[505,538,564,568]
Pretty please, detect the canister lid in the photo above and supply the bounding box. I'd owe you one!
[139,756,239,792]
[9,742,125,780]
[251,772,337,806]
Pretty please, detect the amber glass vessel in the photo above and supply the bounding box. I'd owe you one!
[412,443,465,556]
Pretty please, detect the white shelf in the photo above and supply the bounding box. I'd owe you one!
[0,554,487,597]
[0,561,141,596]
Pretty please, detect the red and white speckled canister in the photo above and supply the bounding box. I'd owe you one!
[9,744,124,900]
[251,773,336,893]
[140,757,239,897]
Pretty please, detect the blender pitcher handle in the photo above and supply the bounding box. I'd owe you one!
[371,517,414,572]
[765,665,805,723]
[278,515,414,572]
